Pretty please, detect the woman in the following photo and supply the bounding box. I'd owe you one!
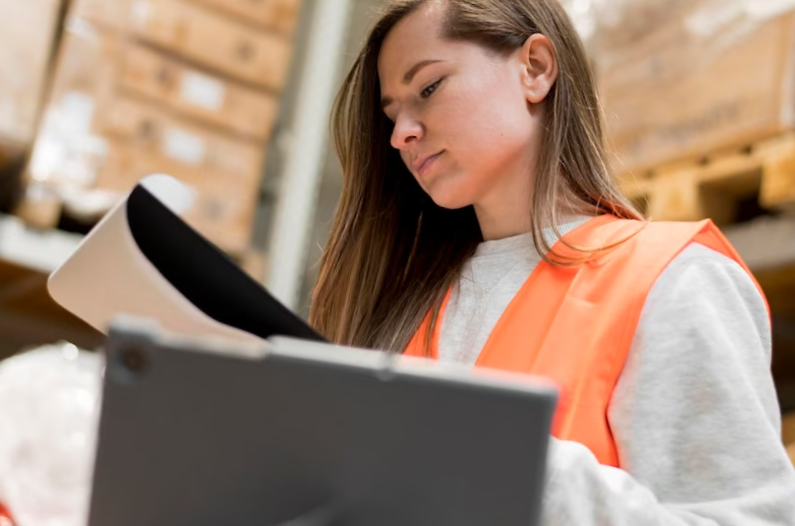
[310,0,795,523]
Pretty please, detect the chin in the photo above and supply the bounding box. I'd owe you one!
[425,183,475,210]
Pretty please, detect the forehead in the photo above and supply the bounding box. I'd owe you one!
[377,2,450,84]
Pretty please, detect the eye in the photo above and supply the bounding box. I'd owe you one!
[420,79,443,99]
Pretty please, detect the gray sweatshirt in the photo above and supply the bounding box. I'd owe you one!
[438,221,795,525]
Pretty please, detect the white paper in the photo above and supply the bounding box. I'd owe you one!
[179,72,226,111]
[65,16,99,40]
[162,128,206,165]
[47,174,260,345]
[60,92,95,135]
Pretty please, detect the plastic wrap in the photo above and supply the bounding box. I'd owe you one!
[0,344,103,526]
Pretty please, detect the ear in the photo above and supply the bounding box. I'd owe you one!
[518,34,558,104]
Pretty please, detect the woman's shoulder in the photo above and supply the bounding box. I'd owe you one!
[568,216,718,257]
[664,241,744,274]
[656,242,758,294]
[645,241,769,333]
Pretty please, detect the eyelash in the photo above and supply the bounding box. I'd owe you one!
[420,79,443,99]
[384,78,444,121]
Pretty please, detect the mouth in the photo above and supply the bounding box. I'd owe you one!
[413,150,445,178]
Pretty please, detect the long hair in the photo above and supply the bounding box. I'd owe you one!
[310,0,642,352]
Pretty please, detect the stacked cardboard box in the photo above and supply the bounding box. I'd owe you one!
[26,0,300,254]
[594,1,795,175]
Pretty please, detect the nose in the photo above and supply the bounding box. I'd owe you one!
[390,113,423,150]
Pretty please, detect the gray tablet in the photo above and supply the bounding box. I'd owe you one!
[89,318,557,526]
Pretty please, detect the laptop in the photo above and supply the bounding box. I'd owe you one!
[88,317,558,526]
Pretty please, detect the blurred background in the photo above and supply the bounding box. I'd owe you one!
[2,0,795,448]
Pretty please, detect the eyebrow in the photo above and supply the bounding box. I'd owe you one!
[380,59,444,109]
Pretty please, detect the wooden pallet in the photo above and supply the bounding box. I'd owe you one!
[617,133,795,225]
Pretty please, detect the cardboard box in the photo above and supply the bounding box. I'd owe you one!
[45,23,122,112]
[120,44,279,140]
[600,11,795,174]
[69,0,130,32]
[132,0,292,91]
[99,141,262,253]
[70,0,293,91]
[99,97,264,181]
[26,1,286,252]
[186,0,302,35]
[27,26,122,190]
[587,0,693,55]
[98,142,262,253]
[97,97,265,253]
[28,24,267,253]
[0,0,64,146]
[37,26,278,144]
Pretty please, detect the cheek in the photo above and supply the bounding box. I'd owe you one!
[436,76,532,164]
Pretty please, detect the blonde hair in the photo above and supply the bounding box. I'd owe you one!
[310,0,642,352]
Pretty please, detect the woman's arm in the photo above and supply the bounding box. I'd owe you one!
[541,243,795,525]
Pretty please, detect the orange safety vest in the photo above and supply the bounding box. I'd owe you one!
[404,215,768,467]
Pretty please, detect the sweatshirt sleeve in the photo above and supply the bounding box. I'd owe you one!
[540,243,795,526]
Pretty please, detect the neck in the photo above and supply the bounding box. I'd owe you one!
[473,179,534,240]
[474,201,597,242]
[474,204,530,241]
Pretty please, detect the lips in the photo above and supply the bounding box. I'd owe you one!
[412,150,444,177]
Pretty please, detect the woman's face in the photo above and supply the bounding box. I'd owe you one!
[377,1,552,214]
